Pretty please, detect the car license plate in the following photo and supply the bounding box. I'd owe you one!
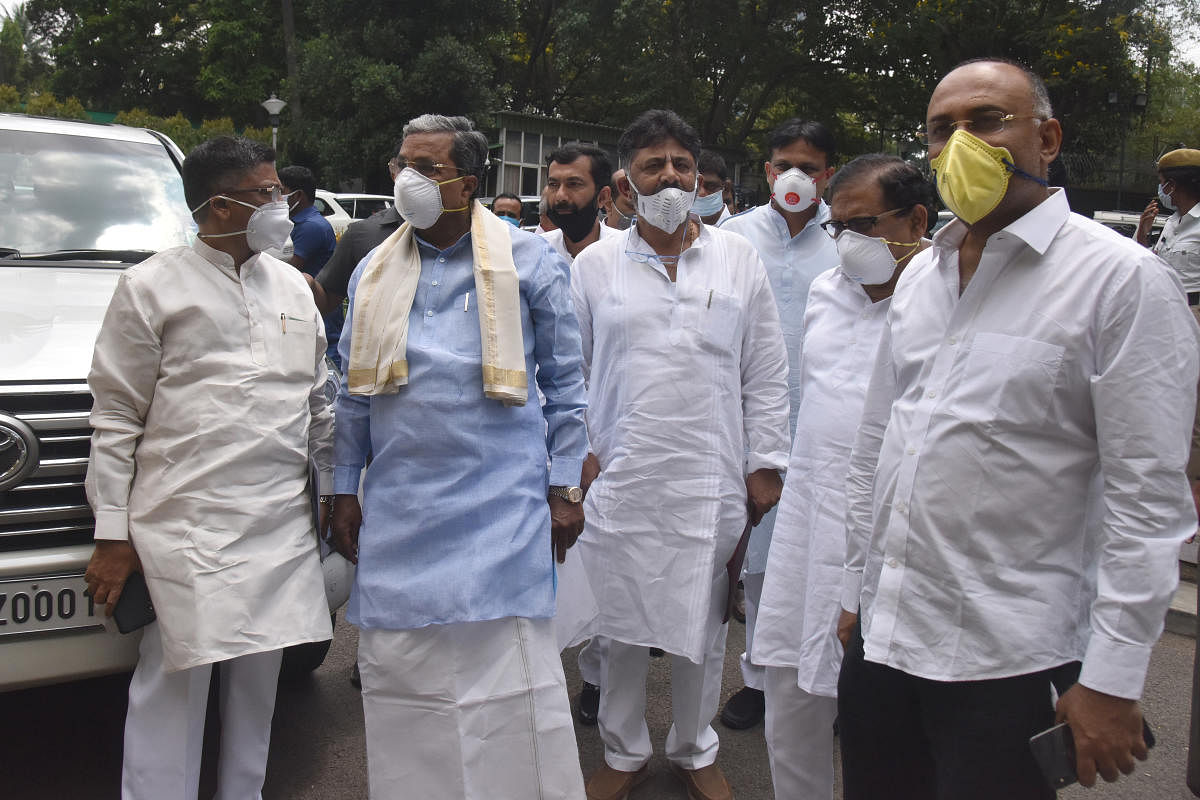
[0,575,100,637]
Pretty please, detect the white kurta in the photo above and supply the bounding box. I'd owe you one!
[570,222,790,663]
[86,239,334,672]
[752,267,890,697]
[539,221,621,263]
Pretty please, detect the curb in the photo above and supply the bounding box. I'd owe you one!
[1167,579,1197,638]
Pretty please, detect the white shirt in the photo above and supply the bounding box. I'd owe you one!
[86,239,334,671]
[570,222,790,662]
[719,201,841,571]
[1154,203,1200,292]
[842,189,1199,699]
[539,221,621,263]
[753,267,890,697]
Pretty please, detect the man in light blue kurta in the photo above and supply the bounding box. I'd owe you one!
[716,118,840,728]
[330,114,588,800]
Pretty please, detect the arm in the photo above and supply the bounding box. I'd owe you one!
[839,318,898,641]
[739,257,790,521]
[82,272,161,614]
[1060,260,1200,784]
[329,263,372,563]
[531,245,588,562]
[307,301,334,537]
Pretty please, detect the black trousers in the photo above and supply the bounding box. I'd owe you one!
[838,622,1060,800]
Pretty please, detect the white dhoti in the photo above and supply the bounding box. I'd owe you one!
[358,616,585,800]
[121,622,283,800]
[577,636,608,686]
[738,569,766,690]
[764,666,838,800]
[597,572,729,772]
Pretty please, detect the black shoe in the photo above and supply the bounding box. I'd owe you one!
[649,647,665,658]
[720,686,765,729]
[350,662,361,690]
[576,681,600,726]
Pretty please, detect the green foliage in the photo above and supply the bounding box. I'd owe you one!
[0,83,20,111]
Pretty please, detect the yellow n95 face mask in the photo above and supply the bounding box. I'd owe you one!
[928,130,1015,224]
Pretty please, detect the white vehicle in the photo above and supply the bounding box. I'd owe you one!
[1093,209,1168,245]
[313,189,353,238]
[0,114,344,690]
[331,193,392,220]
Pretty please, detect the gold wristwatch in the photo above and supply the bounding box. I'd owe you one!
[548,485,583,503]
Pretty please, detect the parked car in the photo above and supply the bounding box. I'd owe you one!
[313,189,353,238]
[0,113,345,691]
[1093,210,1167,246]
[332,193,393,220]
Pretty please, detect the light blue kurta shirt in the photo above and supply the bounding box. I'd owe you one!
[333,224,588,630]
[720,201,840,573]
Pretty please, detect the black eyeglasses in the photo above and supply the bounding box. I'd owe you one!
[820,207,909,238]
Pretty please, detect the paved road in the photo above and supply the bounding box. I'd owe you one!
[1,611,1194,799]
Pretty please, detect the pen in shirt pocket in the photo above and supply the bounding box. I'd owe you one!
[463,292,470,312]
[706,289,713,309]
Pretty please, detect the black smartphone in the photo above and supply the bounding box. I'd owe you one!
[1029,719,1156,789]
[113,571,156,634]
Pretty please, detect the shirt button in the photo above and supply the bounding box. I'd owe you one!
[896,502,908,514]
[927,390,936,398]
[906,446,916,455]
[438,257,446,263]
[948,336,957,345]
[886,557,900,569]
[426,309,434,317]
[432,280,439,286]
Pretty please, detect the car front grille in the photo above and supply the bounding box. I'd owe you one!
[0,383,95,551]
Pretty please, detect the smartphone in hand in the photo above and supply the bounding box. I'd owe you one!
[113,571,156,634]
[1029,720,1156,789]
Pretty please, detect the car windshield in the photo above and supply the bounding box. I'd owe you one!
[0,128,194,255]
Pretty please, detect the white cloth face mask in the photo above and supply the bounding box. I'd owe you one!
[393,167,466,229]
[632,183,696,234]
[195,198,294,253]
[836,230,919,285]
[771,168,818,212]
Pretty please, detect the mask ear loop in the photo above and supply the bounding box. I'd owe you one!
[1001,159,1049,188]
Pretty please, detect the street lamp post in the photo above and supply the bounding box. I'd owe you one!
[1107,90,1148,211]
[261,93,287,152]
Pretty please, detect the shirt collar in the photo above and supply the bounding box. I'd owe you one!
[414,228,472,258]
[625,215,711,257]
[931,188,1069,259]
[768,199,830,240]
[192,236,247,281]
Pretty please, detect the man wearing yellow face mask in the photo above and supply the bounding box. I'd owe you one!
[836,58,1200,799]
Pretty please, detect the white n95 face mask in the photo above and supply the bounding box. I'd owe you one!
[194,197,294,253]
[632,184,696,233]
[393,167,467,230]
[771,168,818,212]
[835,230,920,285]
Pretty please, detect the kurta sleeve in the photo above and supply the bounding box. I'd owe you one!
[529,243,587,487]
[333,258,372,495]
[1081,258,1200,699]
[740,254,790,474]
[85,271,163,542]
[308,302,334,495]
[842,317,897,613]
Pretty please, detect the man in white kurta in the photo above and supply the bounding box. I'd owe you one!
[753,153,936,800]
[716,119,839,728]
[571,110,789,800]
[84,137,333,800]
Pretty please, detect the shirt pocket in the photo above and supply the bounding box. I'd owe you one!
[698,289,741,352]
[956,332,1065,431]
[279,313,317,375]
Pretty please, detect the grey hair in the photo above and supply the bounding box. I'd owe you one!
[953,57,1053,119]
[402,114,490,195]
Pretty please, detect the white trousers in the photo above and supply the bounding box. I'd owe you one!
[764,666,838,800]
[738,570,766,690]
[359,616,585,800]
[577,635,608,686]
[597,614,729,772]
[121,622,282,800]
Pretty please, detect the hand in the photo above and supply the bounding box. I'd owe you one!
[581,452,601,498]
[83,540,141,617]
[549,494,584,564]
[1135,199,1158,245]
[330,494,362,564]
[745,468,783,526]
[836,609,858,649]
[1055,683,1149,786]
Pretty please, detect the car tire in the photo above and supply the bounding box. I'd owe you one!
[278,613,336,684]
